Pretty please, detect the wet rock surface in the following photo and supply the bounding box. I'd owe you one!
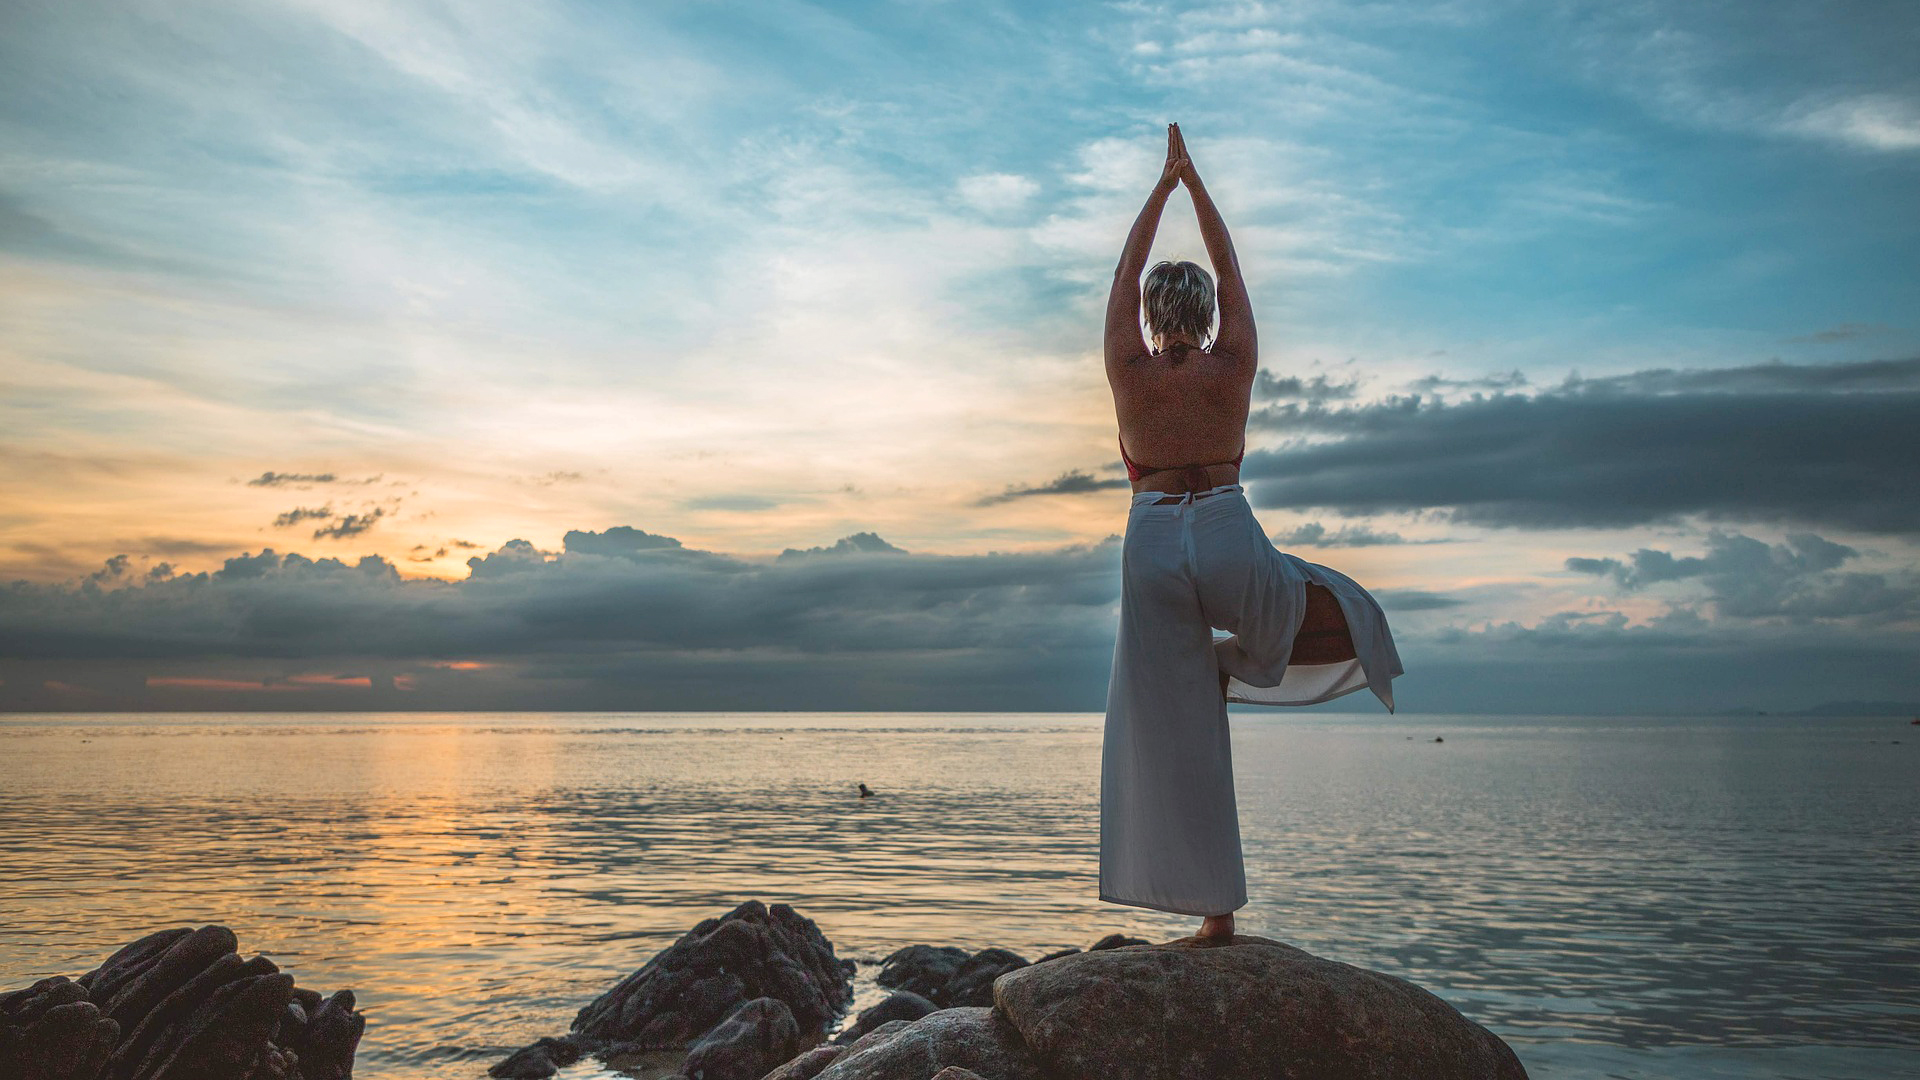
[492,900,854,1080]
[0,927,363,1080]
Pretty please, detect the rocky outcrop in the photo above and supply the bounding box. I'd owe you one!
[0,927,363,1080]
[492,900,854,1080]
[778,934,1527,1080]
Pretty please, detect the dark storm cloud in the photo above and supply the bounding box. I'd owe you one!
[977,469,1131,505]
[1566,530,1918,621]
[1241,357,1920,533]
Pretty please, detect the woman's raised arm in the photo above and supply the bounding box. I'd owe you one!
[1105,126,1186,374]
[1174,127,1256,364]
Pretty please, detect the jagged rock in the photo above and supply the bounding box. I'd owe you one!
[0,927,361,1080]
[493,901,854,1078]
[873,947,969,1003]
[831,991,937,1046]
[760,1044,845,1080]
[571,901,852,1049]
[1031,949,1079,964]
[682,997,800,1080]
[1087,934,1148,951]
[0,979,120,1080]
[287,991,363,1080]
[811,1009,1046,1080]
[991,935,1529,1080]
[928,1069,990,1080]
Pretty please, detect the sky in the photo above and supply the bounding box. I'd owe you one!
[1,0,1916,713]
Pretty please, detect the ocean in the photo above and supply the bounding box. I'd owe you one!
[1,712,1914,1079]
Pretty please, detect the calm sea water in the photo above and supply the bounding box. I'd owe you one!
[1,712,1914,1079]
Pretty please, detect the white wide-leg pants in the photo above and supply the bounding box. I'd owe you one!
[1099,484,1404,916]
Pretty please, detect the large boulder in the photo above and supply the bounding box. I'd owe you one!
[991,935,1528,1080]
[0,927,363,1080]
[809,1008,1047,1080]
[572,901,853,1048]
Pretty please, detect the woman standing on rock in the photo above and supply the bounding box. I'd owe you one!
[1101,123,1403,939]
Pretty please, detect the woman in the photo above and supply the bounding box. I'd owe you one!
[1101,124,1403,941]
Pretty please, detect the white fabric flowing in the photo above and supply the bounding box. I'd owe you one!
[1100,484,1404,916]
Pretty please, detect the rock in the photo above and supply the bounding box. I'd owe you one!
[681,997,800,1080]
[940,951,1028,1009]
[873,947,969,1003]
[760,1043,846,1080]
[811,1008,1047,1080]
[1031,949,1079,965]
[1087,935,1148,951]
[990,935,1528,1080]
[570,901,853,1049]
[0,927,361,1080]
[486,1035,584,1079]
[289,991,364,1080]
[0,980,120,1080]
[832,991,937,1045]
[928,1069,989,1080]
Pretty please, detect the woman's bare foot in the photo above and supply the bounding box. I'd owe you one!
[1198,913,1234,940]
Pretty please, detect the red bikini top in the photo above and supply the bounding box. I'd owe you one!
[1118,436,1246,485]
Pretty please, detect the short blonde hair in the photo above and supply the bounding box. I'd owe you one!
[1142,260,1215,346]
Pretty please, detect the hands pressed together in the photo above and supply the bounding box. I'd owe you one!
[1156,122,1200,192]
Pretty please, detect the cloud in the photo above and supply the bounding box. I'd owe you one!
[1240,357,1920,534]
[563,525,683,556]
[1272,521,1428,548]
[978,469,1131,505]
[1407,370,1529,394]
[1781,93,1920,153]
[1566,530,1917,621]
[778,532,907,559]
[1253,371,1359,402]
[1786,323,1884,345]
[956,173,1039,215]
[311,509,384,540]
[1373,588,1463,612]
[1,530,1125,711]
[272,506,333,528]
[248,472,337,487]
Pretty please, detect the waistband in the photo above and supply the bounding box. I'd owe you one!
[1129,483,1243,507]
